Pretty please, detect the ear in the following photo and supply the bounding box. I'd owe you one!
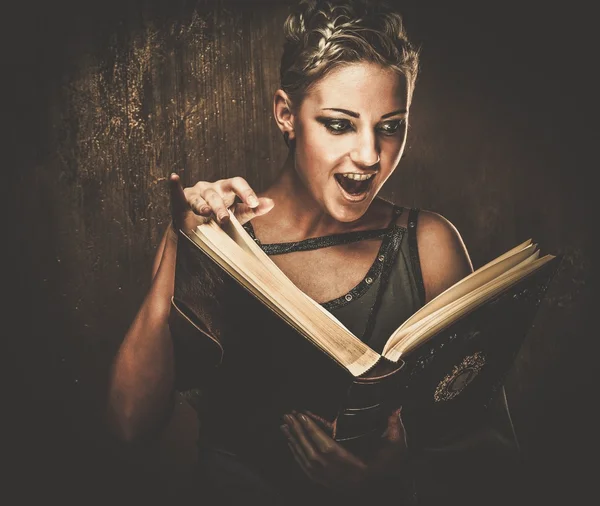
[273,89,296,140]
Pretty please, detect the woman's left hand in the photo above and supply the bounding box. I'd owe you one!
[281,408,408,493]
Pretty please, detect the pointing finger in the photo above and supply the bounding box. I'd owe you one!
[227,176,260,209]
[234,197,275,225]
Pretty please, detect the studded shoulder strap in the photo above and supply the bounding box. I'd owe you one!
[360,205,406,342]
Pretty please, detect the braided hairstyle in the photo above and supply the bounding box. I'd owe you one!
[280,0,420,109]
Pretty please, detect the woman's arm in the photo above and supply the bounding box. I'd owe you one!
[106,174,273,443]
[415,210,474,303]
[106,225,179,443]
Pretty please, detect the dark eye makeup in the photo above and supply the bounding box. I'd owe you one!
[316,117,405,136]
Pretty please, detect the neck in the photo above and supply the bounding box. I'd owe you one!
[261,152,360,239]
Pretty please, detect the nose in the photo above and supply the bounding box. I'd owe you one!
[350,130,380,168]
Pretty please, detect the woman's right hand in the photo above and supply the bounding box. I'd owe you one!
[168,173,274,236]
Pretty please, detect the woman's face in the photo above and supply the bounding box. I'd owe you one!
[292,62,409,222]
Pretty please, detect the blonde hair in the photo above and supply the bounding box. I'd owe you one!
[280,0,420,108]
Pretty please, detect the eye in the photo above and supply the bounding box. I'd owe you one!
[318,118,354,135]
[377,119,405,136]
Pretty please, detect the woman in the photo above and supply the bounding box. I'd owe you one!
[107,1,523,505]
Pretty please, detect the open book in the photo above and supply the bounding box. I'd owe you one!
[169,210,560,452]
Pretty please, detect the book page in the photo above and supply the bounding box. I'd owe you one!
[382,253,554,361]
[383,250,542,356]
[396,240,537,333]
[219,212,301,287]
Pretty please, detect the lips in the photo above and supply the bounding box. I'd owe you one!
[334,173,375,196]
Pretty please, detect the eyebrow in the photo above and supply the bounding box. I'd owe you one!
[321,108,407,119]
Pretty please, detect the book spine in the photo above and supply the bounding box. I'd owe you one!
[333,358,406,458]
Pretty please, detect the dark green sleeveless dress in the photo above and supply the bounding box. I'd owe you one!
[186,204,524,506]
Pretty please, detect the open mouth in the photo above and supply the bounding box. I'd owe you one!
[334,173,375,197]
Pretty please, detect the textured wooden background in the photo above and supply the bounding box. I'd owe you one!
[6,1,593,504]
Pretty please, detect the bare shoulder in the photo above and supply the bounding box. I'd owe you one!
[367,196,408,228]
[415,210,474,303]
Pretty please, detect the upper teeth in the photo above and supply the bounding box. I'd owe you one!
[342,173,374,181]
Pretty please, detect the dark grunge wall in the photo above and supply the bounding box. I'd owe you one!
[5,1,594,505]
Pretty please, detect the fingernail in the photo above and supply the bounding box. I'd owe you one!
[299,414,308,423]
[200,206,211,214]
[218,212,229,222]
[248,195,259,207]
